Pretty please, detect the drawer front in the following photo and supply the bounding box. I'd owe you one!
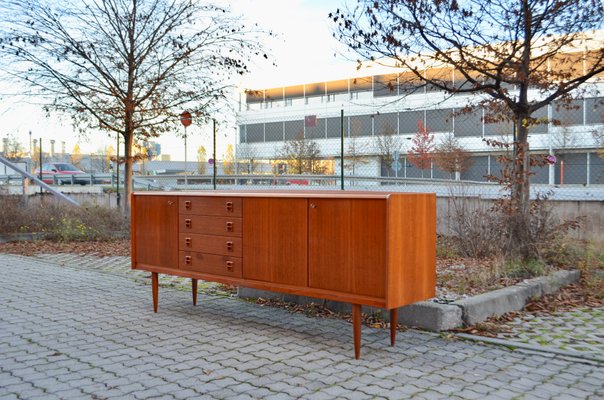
[180,251,242,278]
[179,197,242,216]
[180,215,242,237]
[179,233,242,257]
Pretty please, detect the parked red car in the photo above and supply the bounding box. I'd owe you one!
[34,162,88,185]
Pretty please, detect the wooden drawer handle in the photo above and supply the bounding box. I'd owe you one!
[185,200,192,209]
[185,219,192,228]
[226,201,234,212]
[184,256,192,265]
[226,261,234,271]
[226,241,233,251]
[185,237,192,246]
[226,221,233,232]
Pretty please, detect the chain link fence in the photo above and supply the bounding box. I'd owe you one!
[1,109,603,202]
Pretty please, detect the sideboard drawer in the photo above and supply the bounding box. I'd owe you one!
[180,251,242,278]
[179,197,242,217]
[180,215,242,237]
[179,233,242,257]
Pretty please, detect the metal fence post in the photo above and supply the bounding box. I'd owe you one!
[341,109,345,191]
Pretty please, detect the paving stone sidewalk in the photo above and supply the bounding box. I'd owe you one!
[25,252,604,361]
[491,307,604,357]
[0,253,603,399]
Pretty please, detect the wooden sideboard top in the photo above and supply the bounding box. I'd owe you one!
[132,190,435,199]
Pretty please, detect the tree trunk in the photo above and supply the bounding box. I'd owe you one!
[510,118,532,259]
[123,131,134,215]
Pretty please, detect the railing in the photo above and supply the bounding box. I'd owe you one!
[0,172,114,186]
[3,171,602,202]
[130,174,603,201]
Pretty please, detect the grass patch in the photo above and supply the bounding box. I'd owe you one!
[502,258,549,279]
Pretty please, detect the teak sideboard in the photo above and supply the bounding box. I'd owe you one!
[131,190,436,359]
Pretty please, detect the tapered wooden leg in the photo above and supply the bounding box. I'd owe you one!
[192,279,198,306]
[151,272,158,313]
[352,304,362,360]
[390,308,398,346]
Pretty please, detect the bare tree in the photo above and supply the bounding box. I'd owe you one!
[2,134,25,161]
[374,123,403,177]
[197,146,207,175]
[280,131,323,174]
[70,144,83,170]
[332,0,604,258]
[594,130,604,158]
[0,0,268,212]
[223,144,235,175]
[236,144,260,174]
[90,146,114,173]
[433,134,473,180]
[345,117,369,175]
[591,99,604,158]
[552,126,578,152]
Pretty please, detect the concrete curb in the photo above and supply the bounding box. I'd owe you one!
[452,270,581,326]
[238,270,581,331]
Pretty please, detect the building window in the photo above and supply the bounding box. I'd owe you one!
[350,92,359,100]
[285,98,292,107]
[323,94,335,103]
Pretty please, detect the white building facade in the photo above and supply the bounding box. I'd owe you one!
[236,64,604,186]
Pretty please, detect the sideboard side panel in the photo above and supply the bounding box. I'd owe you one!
[386,194,436,308]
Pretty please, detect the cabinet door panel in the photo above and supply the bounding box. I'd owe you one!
[309,199,386,298]
[243,198,307,286]
[133,195,178,269]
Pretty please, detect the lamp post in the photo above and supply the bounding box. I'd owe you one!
[32,138,38,171]
[116,133,120,207]
[29,131,32,166]
[180,111,193,187]
[212,119,217,190]
[38,138,43,195]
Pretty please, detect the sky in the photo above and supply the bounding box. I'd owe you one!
[0,0,358,161]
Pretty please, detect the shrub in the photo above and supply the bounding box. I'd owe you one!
[0,194,128,241]
[445,187,582,262]
[0,195,28,235]
[445,193,505,259]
